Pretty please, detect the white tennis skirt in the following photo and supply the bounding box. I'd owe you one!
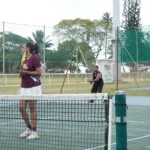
[18,85,42,96]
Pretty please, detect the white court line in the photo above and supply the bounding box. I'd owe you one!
[127,134,150,142]
[112,120,148,124]
[127,120,150,124]
[84,134,150,150]
[128,120,146,124]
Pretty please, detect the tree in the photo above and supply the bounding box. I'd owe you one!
[121,0,143,71]
[77,42,95,68]
[45,40,76,71]
[28,30,53,61]
[102,12,112,59]
[122,0,141,31]
[45,40,94,72]
[0,32,28,73]
[0,32,27,53]
[53,18,111,61]
[56,40,95,70]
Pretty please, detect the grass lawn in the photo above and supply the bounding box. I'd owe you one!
[0,73,150,96]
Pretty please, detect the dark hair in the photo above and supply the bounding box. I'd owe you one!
[95,65,98,69]
[26,42,39,55]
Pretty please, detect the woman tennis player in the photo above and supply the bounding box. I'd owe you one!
[19,42,42,140]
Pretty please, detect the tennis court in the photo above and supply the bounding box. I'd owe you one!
[0,95,150,150]
[111,96,150,150]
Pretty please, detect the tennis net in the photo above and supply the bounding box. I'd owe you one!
[0,94,112,150]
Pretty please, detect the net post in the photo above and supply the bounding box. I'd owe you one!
[108,95,112,150]
[104,99,109,150]
[104,94,112,150]
[115,91,127,150]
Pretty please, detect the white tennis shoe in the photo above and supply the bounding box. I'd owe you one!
[20,128,31,138]
[27,131,39,140]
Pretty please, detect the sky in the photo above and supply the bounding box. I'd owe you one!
[0,0,112,26]
[0,0,150,27]
[0,0,149,39]
[0,0,149,48]
[0,0,149,42]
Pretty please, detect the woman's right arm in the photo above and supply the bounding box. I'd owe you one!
[19,70,23,78]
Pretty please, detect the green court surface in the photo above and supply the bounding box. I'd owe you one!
[0,120,106,150]
[0,96,150,150]
[111,96,150,150]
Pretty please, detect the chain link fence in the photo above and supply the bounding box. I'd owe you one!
[0,22,91,94]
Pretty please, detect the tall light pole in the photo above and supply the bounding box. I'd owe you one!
[103,15,111,60]
[113,0,120,82]
[113,0,120,63]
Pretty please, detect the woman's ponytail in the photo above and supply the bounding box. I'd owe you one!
[26,42,39,55]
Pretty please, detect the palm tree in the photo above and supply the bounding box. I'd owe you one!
[28,30,53,71]
[102,12,112,59]
[28,30,53,53]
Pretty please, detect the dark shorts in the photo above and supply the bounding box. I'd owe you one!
[91,83,104,93]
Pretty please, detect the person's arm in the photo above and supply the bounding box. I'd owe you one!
[20,67,42,76]
[19,71,23,78]
[19,67,24,78]
[88,73,102,82]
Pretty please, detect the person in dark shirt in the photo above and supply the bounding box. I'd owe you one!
[88,65,104,93]
[19,42,42,140]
